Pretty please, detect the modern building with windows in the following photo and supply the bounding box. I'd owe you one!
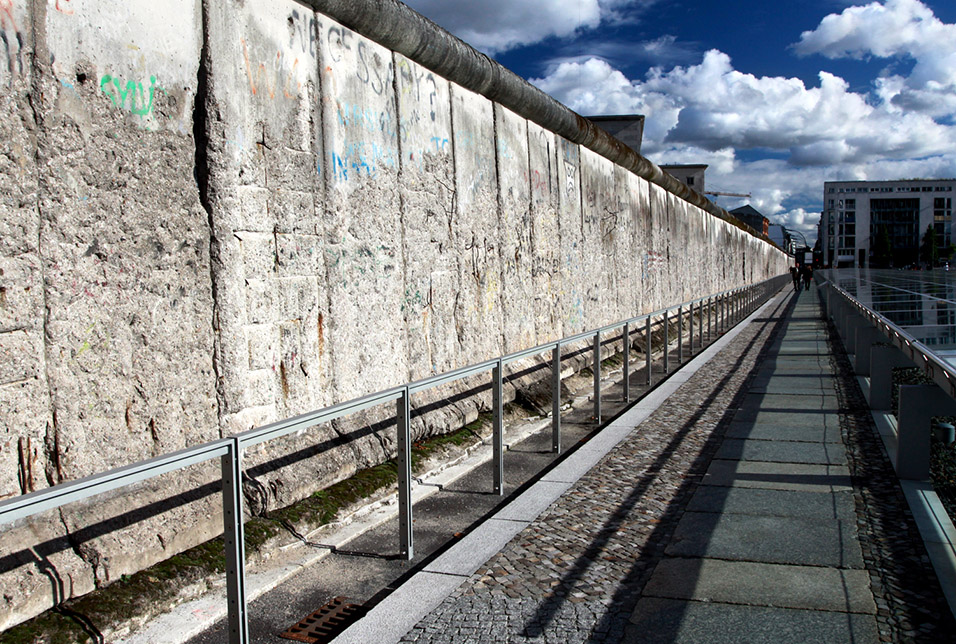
[820,179,955,268]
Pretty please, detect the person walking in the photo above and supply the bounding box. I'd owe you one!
[801,264,812,291]
[790,265,801,292]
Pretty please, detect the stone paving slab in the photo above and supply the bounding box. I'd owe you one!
[748,381,831,395]
[729,410,842,429]
[750,373,837,387]
[665,512,864,567]
[625,598,880,644]
[724,421,843,444]
[753,363,833,375]
[715,438,847,465]
[686,486,857,521]
[739,392,840,411]
[643,558,876,613]
[701,460,853,493]
[756,360,831,371]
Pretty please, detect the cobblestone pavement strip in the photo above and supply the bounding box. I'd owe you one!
[397,289,956,643]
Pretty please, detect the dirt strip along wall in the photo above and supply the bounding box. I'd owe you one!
[0,0,790,628]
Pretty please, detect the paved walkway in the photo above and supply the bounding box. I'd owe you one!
[335,285,954,643]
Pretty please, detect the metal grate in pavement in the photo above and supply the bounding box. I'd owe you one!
[278,596,367,643]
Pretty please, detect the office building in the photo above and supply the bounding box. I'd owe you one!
[820,179,955,268]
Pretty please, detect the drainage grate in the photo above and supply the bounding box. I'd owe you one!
[279,596,367,643]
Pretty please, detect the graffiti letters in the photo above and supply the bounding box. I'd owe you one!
[241,38,300,100]
[327,25,396,94]
[288,10,317,57]
[397,58,438,121]
[326,25,352,63]
[357,41,393,95]
[99,74,161,117]
[330,141,396,182]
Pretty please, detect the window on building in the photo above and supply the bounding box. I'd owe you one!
[871,198,920,263]
[687,177,694,186]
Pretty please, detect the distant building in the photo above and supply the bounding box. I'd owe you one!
[821,178,956,268]
[586,115,644,154]
[660,164,706,195]
[768,225,794,255]
[730,204,769,236]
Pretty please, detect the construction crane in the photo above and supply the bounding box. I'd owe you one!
[706,190,751,200]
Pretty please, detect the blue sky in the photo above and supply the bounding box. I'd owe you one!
[403,0,956,245]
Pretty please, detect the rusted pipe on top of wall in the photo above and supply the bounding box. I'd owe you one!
[305,0,761,239]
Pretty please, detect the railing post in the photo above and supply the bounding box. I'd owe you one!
[689,301,694,354]
[645,315,652,386]
[663,309,670,374]
[869,344,914,410]
[677,305,683,364]
[708,296,713,341]
[551,344,561,453]
[854,325,882,376]
[622,322,630,402]
[593,331,602,423]
[897,385,956,479]
[397,387,413,559]
[222,437,249,644]
[493,359,504,495]
[698,299,703,348]
[719,294,724,333]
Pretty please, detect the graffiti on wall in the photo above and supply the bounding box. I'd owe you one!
[0,0,23,84]
[99,74,164,117]
[327,25,395,96]
[288,9,317,58]
[242,38,302,101]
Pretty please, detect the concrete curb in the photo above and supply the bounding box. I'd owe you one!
[330,290,788,644]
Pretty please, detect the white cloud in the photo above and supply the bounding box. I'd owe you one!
[533,51,955,165]
[403,0,655,53]
[795,0,956,117]
[403,0,600,53]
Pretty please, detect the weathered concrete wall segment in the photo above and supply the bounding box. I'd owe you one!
[0,0,789,629]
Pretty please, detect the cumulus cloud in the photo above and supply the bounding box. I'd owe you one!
[795,0,956,117]
[534,50,955,164]
[403,0,655,53]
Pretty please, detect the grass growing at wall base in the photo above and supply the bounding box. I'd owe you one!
[0,414,494,644]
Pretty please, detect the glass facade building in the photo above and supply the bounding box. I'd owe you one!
[820,179,955,268]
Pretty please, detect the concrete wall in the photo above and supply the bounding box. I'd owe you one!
[0,0,789,628]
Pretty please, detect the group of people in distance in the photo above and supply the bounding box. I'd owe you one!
[790,264,812,292]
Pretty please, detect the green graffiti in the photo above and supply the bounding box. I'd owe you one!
[99,74,163,117]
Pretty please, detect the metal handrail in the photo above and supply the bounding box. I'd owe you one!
[821,277,956,400]
[0,274,788,643]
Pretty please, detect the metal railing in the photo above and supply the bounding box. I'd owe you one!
[820,273,956,480]
[0,274,788,643]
